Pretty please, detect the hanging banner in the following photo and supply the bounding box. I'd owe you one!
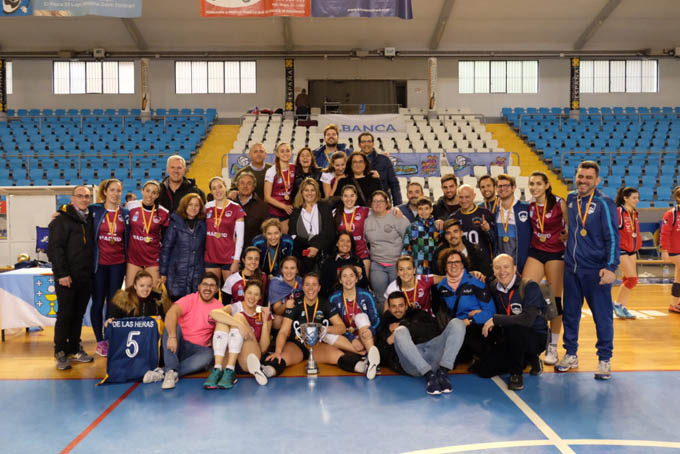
[0,59,6,114]
[391,153,441,178]
[428,57,437,111]
[32,0,141,17]
[1,0,32,16]
[201,0,310,17]
[312,0,412,18]
[141,58,150,114]
[317,114,406,139]
[570,57,580,111]
[227,153,275,178]
[445,152,511,177]
[285,59,294,112]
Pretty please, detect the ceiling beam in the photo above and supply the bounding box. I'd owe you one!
[573,0,622,50]
[429,0,455,50]
[282,17,293,51]
[121,18,148,51]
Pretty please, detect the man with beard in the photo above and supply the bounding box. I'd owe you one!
[450,185,495,261]
[433,174,460,229]
[313,124,352,168]
[478,175,500,216]
[433,219,493,277]
[397,181,424,223]
[494,174,532,273]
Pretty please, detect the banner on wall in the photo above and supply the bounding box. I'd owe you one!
[1,0,32,15]
[390,153,441,178]
[201,0,310,17]
[227,153,275,178]
[445,152,511,177]
[32,0,141,17]
[317,114,406,139]
[312,0,412,18]
[285,59,295,112]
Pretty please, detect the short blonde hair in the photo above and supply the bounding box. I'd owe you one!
[293,178,321,208]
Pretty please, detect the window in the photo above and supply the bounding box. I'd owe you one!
[176,61,257,94]
[5,61,12,95]
[580,60,658,93]
[53,61,134,95]
[459,60,538,94]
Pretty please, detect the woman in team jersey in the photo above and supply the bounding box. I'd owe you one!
[264,142,296,233]
[256,273,372,382]
[613,187,641,319]
[522,171,567,366]
[126,180,170,288]
[90,178,130,357]
[384,256,444,316]
[204,176,246,285]
[321,151,348,199]
[222,246,268,306]
[661,186,680,314]
[251,218,294,278]
[334,184,371,279]
[204,280,273,389]
[327,265,381,379]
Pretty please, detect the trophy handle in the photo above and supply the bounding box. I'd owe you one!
[320,319,330,341]
[292,320,302,342]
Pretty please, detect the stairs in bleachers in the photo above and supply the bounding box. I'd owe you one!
[485,123,568,200]
[186,125,239,194]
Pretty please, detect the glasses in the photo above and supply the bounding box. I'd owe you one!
[447,260,463,267]
[372,199,387,204]
[359,140,373,144]
[73,194,91,199]
[200,283,218,289]
[497,184,512,189]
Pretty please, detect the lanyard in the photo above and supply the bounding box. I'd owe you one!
[501,290,515,315]
[304,298,319,324]
[105,208,119,242]
[501,199,513,235]
[401,277,418,308]
[485,197,499,214]
[343,208,356,233]
[140,205,155,237]
[343,292,357,326]
[267,244,280,274]
[214,201,228,231]
[536,203,547,234]
[577,192,595,230]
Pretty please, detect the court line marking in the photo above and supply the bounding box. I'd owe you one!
[568,439,680,448]
[491,376,575,454]
[60,382,139,454]
[401,439,680,454]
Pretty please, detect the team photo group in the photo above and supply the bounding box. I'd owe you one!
[47,124,680,396]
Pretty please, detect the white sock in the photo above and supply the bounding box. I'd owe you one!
[262,365,276,378]
[226,365,235,371]
[550,333,559,346]
[354,359,367,374]
[228,328,244,354]
[213,365,223,371]
[212,330,228,357]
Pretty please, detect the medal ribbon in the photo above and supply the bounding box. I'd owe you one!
[343,208,356,233]
[214,201,228,232]
[627,208,637,238]
[401,278,418,308]
[501,199,513,236]
[141,205,155,237]
[280,167,291,198]
[106,208,119,241]
[536,203,547,235]
[304,297,319,324]
[500,290,515,315]
[267,244,280,274]
[576,192,595,231]
[343,292,357,327]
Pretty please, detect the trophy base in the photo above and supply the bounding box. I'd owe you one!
[305,368,319,376]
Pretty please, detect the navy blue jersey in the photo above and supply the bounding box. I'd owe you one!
[252,234,294,277]
[100,317,161,384]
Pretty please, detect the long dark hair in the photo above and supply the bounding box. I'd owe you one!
[334,185,359,228]
[529,171,557,211]
[333,231,357,257]
[242,246,264,283]
[294,147,319,175]
[615,186,638,208]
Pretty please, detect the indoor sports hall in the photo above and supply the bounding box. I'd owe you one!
[1,1,680,453]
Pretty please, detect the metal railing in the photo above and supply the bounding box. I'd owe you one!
[559,150,669,177]
[518,112,680,132]
[5,152,171,176]
[1,114,208,134]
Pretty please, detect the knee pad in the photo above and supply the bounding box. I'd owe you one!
[263,357,287,376]
[353,313,370,330]
[337,353,363,373]
[623,276,638,290]
[212,330,228,357]
[228,328,244,354]
[673,283,680,298]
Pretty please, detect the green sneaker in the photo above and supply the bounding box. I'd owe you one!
[217,368,238,389]
[203,368,223,389]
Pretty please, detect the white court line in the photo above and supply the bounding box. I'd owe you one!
[567,439,680,448]
[491,376,575,454]
[625,310,652,319]
[401,439,680,454]
[640,310,668,317]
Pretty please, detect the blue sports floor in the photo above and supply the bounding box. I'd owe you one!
[3,371,680,454]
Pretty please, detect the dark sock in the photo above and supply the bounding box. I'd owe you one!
[337,353,363,373]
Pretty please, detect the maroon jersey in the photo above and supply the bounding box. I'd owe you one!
[127,201,170,267]
[204,200,246,265]
[384,274,436,315]
[222,272,268,306]
[529,197,566,253]
[230,302,273,342]
[337,206,370,259]
[97,209,126,265]
[618,207,641,253]
[265,164,295,218]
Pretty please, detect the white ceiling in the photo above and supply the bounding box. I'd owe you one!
[0,0,678,54]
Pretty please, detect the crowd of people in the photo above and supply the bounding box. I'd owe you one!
[46,125,680,395]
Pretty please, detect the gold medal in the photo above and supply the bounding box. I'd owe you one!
[109,237,115,245]
[632,233,637,238]
[576,193,594,240]
[215,232,221,239]
[284,194,290,201]
[580,228,587,237]
[503,236,510,243]
[144,236,152,243]
[539,235,547,243]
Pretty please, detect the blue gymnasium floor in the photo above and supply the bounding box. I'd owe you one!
[3,371,680,454]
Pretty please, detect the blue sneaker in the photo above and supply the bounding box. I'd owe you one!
[436,367,452,393]
[613,303,628,319]
[203,368,223,389]
[218,368,238,389]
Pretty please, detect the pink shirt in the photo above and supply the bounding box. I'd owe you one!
[176,292,223,347]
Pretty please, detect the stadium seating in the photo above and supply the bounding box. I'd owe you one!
[502,106,680,207]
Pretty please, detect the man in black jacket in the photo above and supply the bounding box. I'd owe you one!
[432,219,493,278]
[357,132,402,205]
[158,155,206,213]
[47,186,95,370]
[376,291,466,395]
[478,254,548,390]
[231,171,269,247]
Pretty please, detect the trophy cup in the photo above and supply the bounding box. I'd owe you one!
[293,319,329,376]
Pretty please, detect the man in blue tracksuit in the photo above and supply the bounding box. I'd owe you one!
[494,174,532,273]
[313,124,352,168]
[555,161,619,380]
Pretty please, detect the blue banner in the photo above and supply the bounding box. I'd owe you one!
[312,0,412,18]
[445,152,511,177]
[33,0,141,17]
[1,0,32,16]
[391,153,441,178]
[227,154,275,179]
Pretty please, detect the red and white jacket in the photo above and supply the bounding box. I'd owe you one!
[617,207,642,253]
[660,206,680,254]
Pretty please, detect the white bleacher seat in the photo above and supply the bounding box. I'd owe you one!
[485,139,498,148]
[473,166,487,178]
[474,188,484,203]
[410,176,425,188]
[470,140,484,149]
[479,131,492,142]
[441,166,454,175]
[427,176,440,189]
[431,186,444,200]
[455,140,470,149]
[514,188,522,200]
[516,175,529,189]
[489,165,504,177]
[462,176,477,187]
[507,166,521,177]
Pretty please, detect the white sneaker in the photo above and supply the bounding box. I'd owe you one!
[366,346,380,380]
[554,354,578,372]
[247,354,268,386]
[544,344,558,365]
[143,367,164,384]
[594,360,611,380]
[161,370,179,389]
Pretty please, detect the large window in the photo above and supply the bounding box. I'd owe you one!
[5,61,11,95]
[175,61,257,94]
[53,61,135,95]
[580,60,658,93]
[459,60,538,94]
